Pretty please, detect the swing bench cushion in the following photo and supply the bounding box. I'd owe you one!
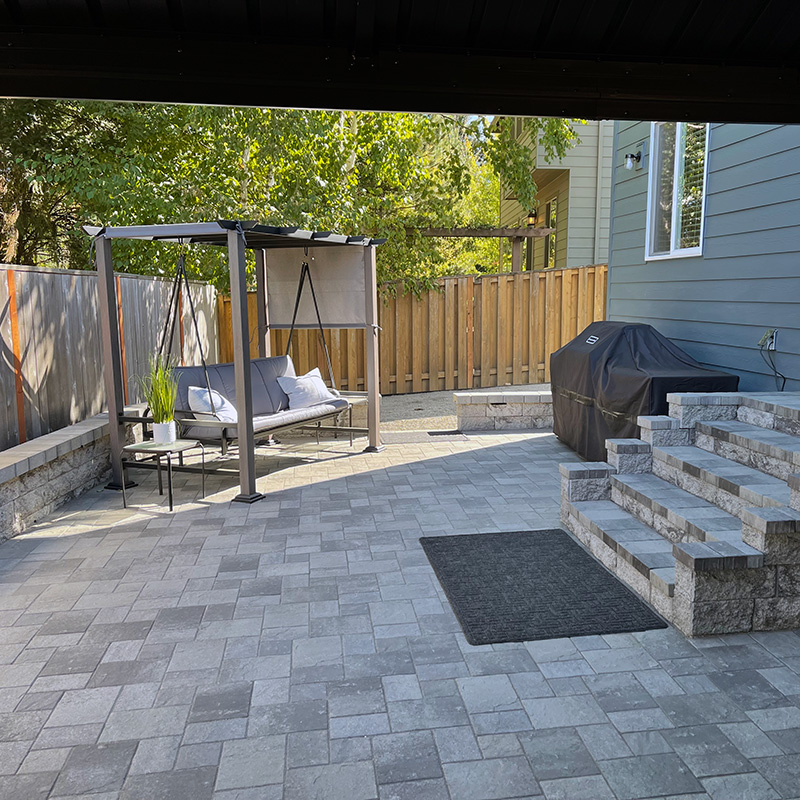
[173,355,350,443]
[277,368,338,410]
[187,386,238,423]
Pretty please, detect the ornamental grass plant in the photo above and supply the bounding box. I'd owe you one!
[140,358,178,424]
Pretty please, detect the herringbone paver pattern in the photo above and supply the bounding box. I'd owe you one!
[0,431,799,799]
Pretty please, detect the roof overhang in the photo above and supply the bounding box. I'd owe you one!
[3,1,800,123]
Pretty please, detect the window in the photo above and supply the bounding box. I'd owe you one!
[646,122,709,259]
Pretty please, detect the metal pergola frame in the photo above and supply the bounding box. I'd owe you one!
[86,220,384,504]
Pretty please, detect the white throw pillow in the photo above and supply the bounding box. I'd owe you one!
[277,368,337,409]
[187,386,238,423]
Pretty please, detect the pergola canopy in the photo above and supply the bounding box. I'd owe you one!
[88,220,383,504]
[83,221,385,249]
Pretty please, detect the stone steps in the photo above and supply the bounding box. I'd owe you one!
[611,472,742,544]
[652,445,790,518]
[562,497,675,618]
[561,392,800,636]
[695,419,800,481]
[737,393,800,437]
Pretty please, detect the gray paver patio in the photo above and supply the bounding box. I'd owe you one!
[1,429,800,798]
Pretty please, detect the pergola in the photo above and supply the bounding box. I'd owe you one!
[86,221,383,504]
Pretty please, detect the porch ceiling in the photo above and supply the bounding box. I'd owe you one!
[2,1,799,123]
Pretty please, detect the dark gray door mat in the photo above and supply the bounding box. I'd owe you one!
[420,529,667,646]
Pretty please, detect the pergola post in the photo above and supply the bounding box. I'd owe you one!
[95,235,131,490]
[363,245,383,452]
[254,248,271,358]
[227,229,263,503]
[511,236,523,272]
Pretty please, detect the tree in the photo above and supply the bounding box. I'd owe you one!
[0,101,581,291]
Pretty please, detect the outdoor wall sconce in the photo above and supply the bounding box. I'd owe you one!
[525,209,538,227]
[624,151,642,170]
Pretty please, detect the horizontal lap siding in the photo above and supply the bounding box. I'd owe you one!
[608,121,800,391]
[501,120,612,270]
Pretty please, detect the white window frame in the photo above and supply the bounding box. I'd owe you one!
[645,121,710,261]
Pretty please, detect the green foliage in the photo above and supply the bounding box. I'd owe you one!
[0,101,581,293]
[139,358,177,423]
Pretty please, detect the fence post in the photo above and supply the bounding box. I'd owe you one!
[6,269,26,444]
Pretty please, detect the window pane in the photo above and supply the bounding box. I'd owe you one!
[652,123,676,254]
[677,122,706,249]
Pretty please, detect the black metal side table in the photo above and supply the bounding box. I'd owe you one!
[121,439,205,511]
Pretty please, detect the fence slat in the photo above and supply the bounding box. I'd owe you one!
[215,264,608,398]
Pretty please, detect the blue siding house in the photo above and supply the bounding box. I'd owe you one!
[607,122,800,392]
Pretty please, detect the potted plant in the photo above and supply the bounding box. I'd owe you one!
[140,358,178,444]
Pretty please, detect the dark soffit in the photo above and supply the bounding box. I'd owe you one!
[2,0,800,123]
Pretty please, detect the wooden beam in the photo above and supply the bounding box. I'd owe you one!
[422,228,554,238]
[511,237,523,273]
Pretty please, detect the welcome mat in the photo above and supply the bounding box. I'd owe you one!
[420,529,667,645]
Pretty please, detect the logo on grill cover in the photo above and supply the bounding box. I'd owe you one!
[586,335,599,344]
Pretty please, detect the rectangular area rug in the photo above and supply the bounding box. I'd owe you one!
[420,529,667,646]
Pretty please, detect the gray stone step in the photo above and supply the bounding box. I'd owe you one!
[611,472,743,544]
[563,498,675,602]
[652,445,790,520]
[695,419,800,481]
[737,393,800,437]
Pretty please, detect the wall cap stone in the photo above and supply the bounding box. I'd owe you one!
[454,391,552,405]
[0,404,145,488]
[666,393,743,406]
[741,506,800,534]
[606,439,650,454]
[559,462,615,479]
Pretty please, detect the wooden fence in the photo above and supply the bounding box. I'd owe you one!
[0,265,218,451]
[218,264,607,395]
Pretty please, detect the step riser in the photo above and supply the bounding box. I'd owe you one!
[695,430,797,482]
[562,504,673,620]
[738,403,800,437]
[652,455,784,522]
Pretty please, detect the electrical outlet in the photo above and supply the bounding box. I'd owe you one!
[758,329,776,348]
[769,329,778,351]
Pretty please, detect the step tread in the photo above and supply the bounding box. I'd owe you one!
[568,499,675,593]
[654,445,790,506]
[697,419,800,461]
[739,394,800,422]
[612,471,742,541]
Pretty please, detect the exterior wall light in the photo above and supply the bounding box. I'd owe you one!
[525,209,538,227]
[625,151,642,170]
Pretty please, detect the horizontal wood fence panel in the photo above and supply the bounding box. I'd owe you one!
[218,265,607,396]
[0,265,218,451]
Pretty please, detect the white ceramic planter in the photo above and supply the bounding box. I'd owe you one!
[152,421,177,444]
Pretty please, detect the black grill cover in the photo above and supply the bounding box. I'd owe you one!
[550,321,739,462]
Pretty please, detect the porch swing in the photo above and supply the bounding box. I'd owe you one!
[164,243,353,454]
[89,219,383,504]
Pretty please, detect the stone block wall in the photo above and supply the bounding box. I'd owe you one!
[0,409,143,539]
[455,391,553,432]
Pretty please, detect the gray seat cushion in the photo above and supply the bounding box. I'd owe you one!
[252,398,350,433]
[174,355,296,418]
[173,356,349,442]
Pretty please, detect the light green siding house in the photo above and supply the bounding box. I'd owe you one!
[500,119,614,270]
[608,121,800,392]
